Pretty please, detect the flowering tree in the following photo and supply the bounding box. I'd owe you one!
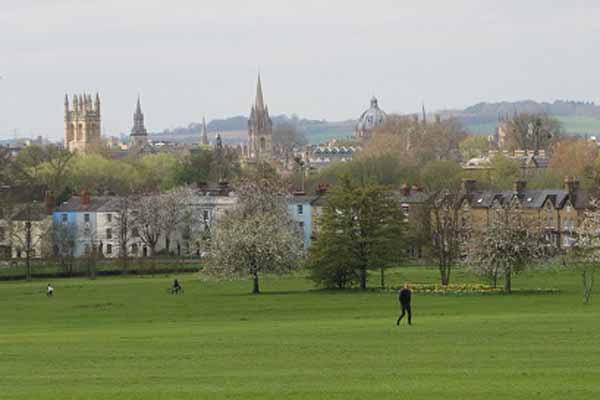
[207,176,304,294]
[562,200,600,304]
[464,200,551,293]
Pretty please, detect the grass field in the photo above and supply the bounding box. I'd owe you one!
[2,267,600,399]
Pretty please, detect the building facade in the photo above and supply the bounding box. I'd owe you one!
[64,93,102,153]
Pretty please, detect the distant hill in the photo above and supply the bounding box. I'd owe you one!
[153,115,355,145]
[444,100,600,135]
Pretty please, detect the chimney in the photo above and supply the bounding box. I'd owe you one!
[80,188,91,206]
[513,180,527,195]
[462,179,477,194]
[564,177,580,194]
[401,183,410,197]
[315,183,329,195]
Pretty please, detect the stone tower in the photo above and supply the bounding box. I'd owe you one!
[130,95,148,149]
[200,117,209,146]
[64,93,102,153]
[247,74,273,162]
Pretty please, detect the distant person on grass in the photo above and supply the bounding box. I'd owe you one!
[396,282,412,326]
[47,284,54,297]
[172,279,183,294]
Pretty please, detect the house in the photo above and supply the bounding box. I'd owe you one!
[53,192,113,258]
[287,193,316,249]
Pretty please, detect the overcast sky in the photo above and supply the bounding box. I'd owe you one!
[1,0,599,140]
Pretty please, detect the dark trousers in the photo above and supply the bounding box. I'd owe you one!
[397,304,411,325]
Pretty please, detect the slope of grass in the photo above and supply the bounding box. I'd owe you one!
[1,267,599,399]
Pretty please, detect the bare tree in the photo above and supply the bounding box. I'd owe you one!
[8,202,51,280]
[113,198,132,273]
[54,221,77,276]
[429,191,468,286]
[131,194,164,257]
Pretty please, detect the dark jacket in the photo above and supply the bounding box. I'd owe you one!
[399,288,411,305]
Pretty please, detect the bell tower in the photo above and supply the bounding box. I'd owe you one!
[64,92,102,153]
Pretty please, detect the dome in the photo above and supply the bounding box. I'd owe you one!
[356,97,386,137]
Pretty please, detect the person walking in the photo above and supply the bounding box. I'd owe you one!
[47,284,54,297]
[396,282,412,326]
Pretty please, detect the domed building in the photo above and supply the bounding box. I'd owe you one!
[355,96,386,142]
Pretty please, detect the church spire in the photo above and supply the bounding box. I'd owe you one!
[200,116,209,145]
[255,73,265,111]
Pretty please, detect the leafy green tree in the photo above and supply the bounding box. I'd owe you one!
[490,154,520,189]
[459,135,489,160]
[420,160,463,191]
[308,176,407,290]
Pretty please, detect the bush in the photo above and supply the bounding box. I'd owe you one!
[308,259,359,289]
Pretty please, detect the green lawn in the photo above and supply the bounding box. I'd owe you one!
[1,267,600,399]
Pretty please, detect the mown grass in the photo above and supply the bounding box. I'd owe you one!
[1,267,599,399]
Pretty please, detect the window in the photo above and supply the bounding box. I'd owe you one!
[62,213,68,222]
[0,227,4,242]
[297,204,304,215]
[299,221,304,229]
[203,210,209,221]
[131,243,138,254]
[84,244,90,255]
[132,227,139,237]
[106,228,112,239]
[106,244,112,254]
[106,213,112,223]
[84,213,90,222]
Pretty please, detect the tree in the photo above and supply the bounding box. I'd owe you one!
[207,176,304,294]
[273,122,308,159]
[131,194,164,257]
[420,160,463,192]
[490,153,520,190]
[504,113,563,153]
[161,188,193,254]
[464,201,551,293]
[562,200,600,304]
[429,191,467,286]
[113,198,132,273]
[7,202,51,281]
[459,135,489,160]
[548,139,598,188]
[53,221,77,276]
[308,176,407,290]
[37,145,74,198]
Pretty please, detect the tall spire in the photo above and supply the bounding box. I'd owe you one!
[255,73,265,111]
[200,116,209,145]
[422,102,427,125]
[131,95,147,137]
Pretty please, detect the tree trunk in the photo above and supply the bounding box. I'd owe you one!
[504,267,512,294]
[380,267,385,289]
[25,254,31,281]
[360,267,367,290]
[583,268,594,305]
[252,271,260,294]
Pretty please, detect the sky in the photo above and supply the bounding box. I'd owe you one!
[1,0,600,140]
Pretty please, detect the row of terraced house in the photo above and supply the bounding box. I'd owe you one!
[0,177,592,261]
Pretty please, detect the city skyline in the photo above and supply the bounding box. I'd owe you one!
[2,1,600,139]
